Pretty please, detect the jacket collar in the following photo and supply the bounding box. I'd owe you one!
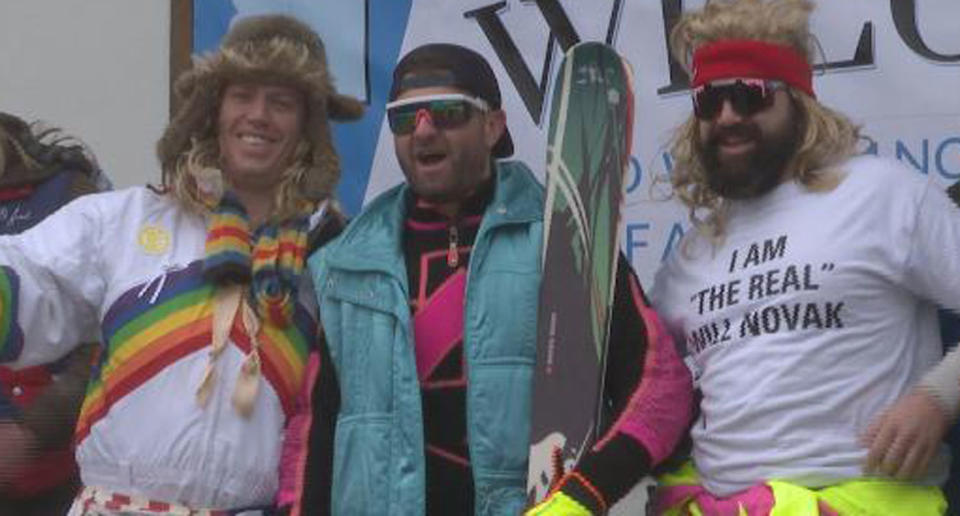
[323,160,543,275]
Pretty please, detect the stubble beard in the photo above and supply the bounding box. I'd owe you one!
[399,147,492,206]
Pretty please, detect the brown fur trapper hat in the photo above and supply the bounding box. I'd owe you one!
[158,14,364,204]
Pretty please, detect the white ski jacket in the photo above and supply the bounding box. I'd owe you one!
[0,187,319,509]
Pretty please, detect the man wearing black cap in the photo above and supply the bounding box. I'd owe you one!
[278,43,693,515]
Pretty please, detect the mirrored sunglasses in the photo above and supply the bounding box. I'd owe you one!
[386,93,489,135]
[692,79,785,121]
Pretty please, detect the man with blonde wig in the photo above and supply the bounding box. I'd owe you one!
[650,0,960,513]
[0,14,362,514]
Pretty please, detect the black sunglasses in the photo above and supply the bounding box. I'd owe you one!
[386,93,489,135]
[692,79,785,121]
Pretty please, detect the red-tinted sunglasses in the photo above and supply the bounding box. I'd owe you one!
[692,79,785,121]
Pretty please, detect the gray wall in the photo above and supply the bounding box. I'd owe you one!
[0,0,169,189]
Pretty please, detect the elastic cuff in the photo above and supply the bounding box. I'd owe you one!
[558,471,608,514]
[526,491,594,516]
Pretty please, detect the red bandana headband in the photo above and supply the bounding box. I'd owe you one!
[691,39,815,98]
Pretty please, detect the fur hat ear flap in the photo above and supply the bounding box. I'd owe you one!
[295,95,341,202]
[327,92,365,121]
[302,141,341,202]
[157,72,222,182]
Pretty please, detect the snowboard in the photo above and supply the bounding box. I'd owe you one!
[527,41,635,503]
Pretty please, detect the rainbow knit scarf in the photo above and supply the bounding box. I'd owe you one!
[202,191,309,328]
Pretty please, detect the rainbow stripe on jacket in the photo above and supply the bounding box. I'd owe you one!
[75,260,315,443]
[0,266,24,362]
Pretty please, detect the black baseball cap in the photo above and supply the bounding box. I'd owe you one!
[390,43,514,158]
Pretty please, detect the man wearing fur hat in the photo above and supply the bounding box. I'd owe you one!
[277,43,693,516]
[0,14,361,514]
[650,0,960,513]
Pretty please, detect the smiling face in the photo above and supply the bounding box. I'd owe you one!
[695,80,800,200]
[217,82,305,192]
[391,85,505,212]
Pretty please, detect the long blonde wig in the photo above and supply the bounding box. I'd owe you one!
[668,0,860,237]
[157,15,364,221]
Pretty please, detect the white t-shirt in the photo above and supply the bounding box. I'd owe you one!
[651,156,960,496]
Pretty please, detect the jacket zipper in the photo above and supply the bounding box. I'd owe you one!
[447,224,459,268]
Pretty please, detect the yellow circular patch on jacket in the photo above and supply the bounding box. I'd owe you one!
[138,224,171,255]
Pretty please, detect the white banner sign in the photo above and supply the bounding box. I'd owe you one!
[200,1,960,512]
[357,0,960,289]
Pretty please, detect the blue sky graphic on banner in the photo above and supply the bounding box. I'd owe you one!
[192,0,411,215]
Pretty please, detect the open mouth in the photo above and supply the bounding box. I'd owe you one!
[415,149,448,166]
[719,136,755,153]
[238,132,276,145]
[712,126,759,156]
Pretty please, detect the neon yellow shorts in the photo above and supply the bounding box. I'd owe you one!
[654,462,945,515]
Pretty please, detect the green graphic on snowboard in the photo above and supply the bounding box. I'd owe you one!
[528,41,634,502]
